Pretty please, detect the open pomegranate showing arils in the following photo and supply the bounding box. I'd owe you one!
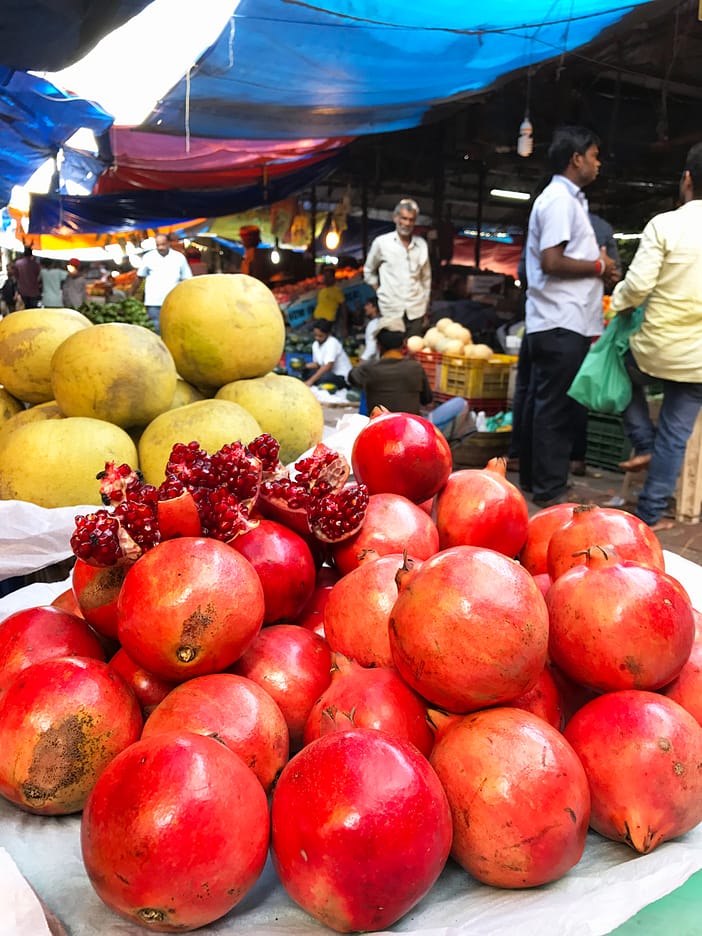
[142,672,289,793]
[350,411,453,504]
[257,441,369,545]
[434,462,529,557]
[546,546,695,692]
[0,656,142,814]
[81,731,270,931]
[271,728,452,933]
[564,690,702,853]
[117,536,265,682]
[389,545,549,712]
[430,707,590,887]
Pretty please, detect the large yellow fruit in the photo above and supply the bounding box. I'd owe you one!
[138,399,262,486]
[51,323,178,429]
[0,308,92,403]
[168,377,207,411]
[0,386,23,424]
[0,417,138,507]
[216,373,324,464]
[160,274,286,390]
[0,400,63,441]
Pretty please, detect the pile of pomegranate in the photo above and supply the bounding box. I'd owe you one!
[0,408,701,933]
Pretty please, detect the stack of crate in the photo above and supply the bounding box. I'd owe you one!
[411,351,516,416]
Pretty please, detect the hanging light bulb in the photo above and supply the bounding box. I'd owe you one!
[517,116,534,158]
[271,237,281,265]
[324,220,340,251]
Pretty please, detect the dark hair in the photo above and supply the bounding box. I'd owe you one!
[364,295,379,310]
[376,328,405,352]
[684,142,702,191]
[548,125,600,174]
[313,319,334,335]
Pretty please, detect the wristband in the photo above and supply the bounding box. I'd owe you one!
[594,258,605,276]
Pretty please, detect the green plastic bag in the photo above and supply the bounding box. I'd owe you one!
[567,309,643,414]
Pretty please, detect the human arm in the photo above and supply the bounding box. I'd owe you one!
[610,219,663,315]
[179,255,193,283]
[363,240,381,288]
[540,244,618,283]
[304,361,334,386]
[419,370,433,407]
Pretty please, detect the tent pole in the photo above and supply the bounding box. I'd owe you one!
[361,177,368,262]
[474,161,485,269]
[310,185,317,264]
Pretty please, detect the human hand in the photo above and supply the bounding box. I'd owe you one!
[600,248,620,290]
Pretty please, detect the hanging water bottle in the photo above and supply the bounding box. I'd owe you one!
[517,117,534,157]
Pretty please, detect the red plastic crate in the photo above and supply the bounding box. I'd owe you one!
[410,351,442,391]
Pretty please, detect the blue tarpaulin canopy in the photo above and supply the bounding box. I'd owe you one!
[0,1,657,231]
[146,0,651,139]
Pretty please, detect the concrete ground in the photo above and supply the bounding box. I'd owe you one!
[507,462,702,567]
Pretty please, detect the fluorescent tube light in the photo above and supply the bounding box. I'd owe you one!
[490,189,531,201]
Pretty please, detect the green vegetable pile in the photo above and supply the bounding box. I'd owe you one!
[79,298,156,332]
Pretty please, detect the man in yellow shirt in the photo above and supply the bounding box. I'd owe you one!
[313,266,347,335]
[611,141,702,530]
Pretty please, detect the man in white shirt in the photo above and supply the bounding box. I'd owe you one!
[134,234,192,331]
[304,319,352,389]
[610,141,702,530]
[363,198,431,338]
[520,125,619,507]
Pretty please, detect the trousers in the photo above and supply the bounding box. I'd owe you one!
[622,350,702,525]
[520,327,590,501]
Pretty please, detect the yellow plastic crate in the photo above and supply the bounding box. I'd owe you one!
[439,353,517,399]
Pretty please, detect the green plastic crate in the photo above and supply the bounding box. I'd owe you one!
[586,412,632,472]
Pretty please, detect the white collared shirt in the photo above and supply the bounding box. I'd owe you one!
[137,248,193,307]
[312,335,352,378]
[525,174,603,337]
[363,230,431,321]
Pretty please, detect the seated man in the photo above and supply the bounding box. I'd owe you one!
[348,328,433,415]
[304,319,352,389]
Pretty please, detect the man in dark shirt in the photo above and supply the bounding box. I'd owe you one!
[14,246,42,308]
[348,328,433,414]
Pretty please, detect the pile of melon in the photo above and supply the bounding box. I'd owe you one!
[407,317,495,360]
[0,276,324,508]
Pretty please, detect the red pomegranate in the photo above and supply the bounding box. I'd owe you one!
[117,537,265,682]
[546,546,695,692]
[231,623,333,751]
[108,648,176,716]
[230,518,316,624]
[389,546,549,712]
[330,493,439,577]
[81,731,270,931]
[324,553,414,668]
[660,634,702,725]
[51,588,84,616]
[564,690,702,853]
[293,565,339,636]
[72,558,130,639]
[430,707,590,887]
[505,664,564,730]
[350,411,453,504]
[434,463,529,557]
[519,502,577,575]
[303,655,433,756]
[0,605,105,697]
[532,571,552,597]
[143,672,289,793]
[546,504,665,581]
[271,729,452,932]
[0,656,142,814]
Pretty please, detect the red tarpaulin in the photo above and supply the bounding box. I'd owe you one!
[94,129,353,194]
